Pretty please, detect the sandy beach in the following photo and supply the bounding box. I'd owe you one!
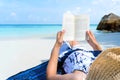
[0,37,55,80]
[0,36,94,80]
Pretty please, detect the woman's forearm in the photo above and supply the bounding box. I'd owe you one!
[92,43,102,51]
[46,30,65,80]
[46,42,61,79]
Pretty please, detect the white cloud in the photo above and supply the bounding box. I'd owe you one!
[70,7,81,14]
[65,10,72,14]
[112,0,120,2]
[76,7,81,11]
[10,12,16,17]
[91,0,120,13]
[92,0,120,5]
[92,1,98,5]
[111,0,120,5]
[92,0,103,5]
[28,14,41,22]
[87,8,92,13]
[43,18,48,22]
[76,7,81,13]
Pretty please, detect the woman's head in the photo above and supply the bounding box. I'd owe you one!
[86,47,120,80]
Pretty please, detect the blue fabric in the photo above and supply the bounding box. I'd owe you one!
[7,50,102,80]
[58,42,102,74]
[7,61,48,80]
[7,42,102,80]
[61,49,102,74]
[90,51,102,57]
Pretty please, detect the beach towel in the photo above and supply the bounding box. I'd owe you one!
[7,42,101,80]
[7,61,48,80]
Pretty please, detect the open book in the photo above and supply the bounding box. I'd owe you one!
[62,12,90,41]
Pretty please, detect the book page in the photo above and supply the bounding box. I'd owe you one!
[62,13,75,41]
[74,15,89,41]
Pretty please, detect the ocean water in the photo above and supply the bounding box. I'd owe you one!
[0,24,120,49]
[0,24,61,38]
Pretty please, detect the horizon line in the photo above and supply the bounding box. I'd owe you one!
[0,24,98,26]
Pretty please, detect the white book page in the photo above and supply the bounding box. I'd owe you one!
[63,19,75,41]
[74,15,89,41]
[62,13,75,41]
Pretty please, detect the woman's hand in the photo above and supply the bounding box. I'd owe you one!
[55,30,65,46]
[86,30,102,50]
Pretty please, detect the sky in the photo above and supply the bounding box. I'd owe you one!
[0,0,120,24]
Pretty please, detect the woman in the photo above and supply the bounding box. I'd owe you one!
[46,30,102,80]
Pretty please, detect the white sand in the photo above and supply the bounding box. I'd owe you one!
[0,37,92,80]
[0,38,56,80]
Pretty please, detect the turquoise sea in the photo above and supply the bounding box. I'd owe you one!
[0,24,120,49]
[0,24,61,38]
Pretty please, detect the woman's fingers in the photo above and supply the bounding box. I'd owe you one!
[89,30,96,40]
[86,30,96,42]
[61,30,65,40]
[56,30,65,44]
[86,30,92,42]
[86,30,96,46]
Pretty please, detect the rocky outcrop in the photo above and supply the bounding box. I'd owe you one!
[97,13,120,32]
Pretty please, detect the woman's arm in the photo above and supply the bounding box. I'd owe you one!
[86,30,102,50]
[46,42,61,78]
[46,30,86,80]
[46,30,64,79]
